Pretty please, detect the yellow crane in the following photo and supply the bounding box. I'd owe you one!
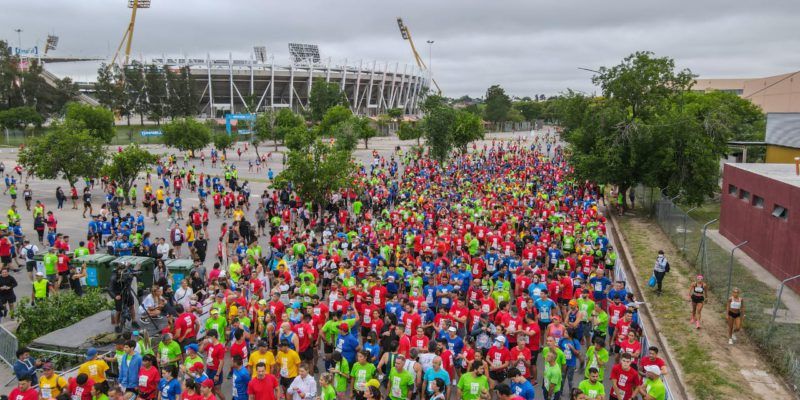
[111,0,151,66]
[397,17,442,95]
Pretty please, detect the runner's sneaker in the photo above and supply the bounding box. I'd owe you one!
[729,338,734,345]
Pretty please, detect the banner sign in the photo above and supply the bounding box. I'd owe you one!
[13,47,38,56]
[140,130,163,137]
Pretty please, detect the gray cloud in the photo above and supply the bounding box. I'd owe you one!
[4,0,799,97]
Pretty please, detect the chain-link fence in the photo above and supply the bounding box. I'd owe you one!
[0,325,17,368]
[651,192,800,393]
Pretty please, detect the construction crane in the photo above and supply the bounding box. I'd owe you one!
[111,0,151,66]
[397,17,442,95]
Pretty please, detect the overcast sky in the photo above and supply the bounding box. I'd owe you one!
[3,0,799,97]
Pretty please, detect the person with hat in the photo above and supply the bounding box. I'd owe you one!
[638,365,666,400]
[31,270,50,304]
[187,362,209,385]
[38,361,67,400]
[276,340,301,391]
[157,333,182,368]
[9,374,38,400]
[205,307,227,339]
[486,335,510,386]
[78,347,109,391]
[199,378,217,400]
[335,321,360,366]
[248,340,276,377]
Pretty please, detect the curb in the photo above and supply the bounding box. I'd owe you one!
[609,211,692,400]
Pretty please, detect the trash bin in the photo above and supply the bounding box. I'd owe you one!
[71,254,117,288]
[111,256,156,291]
[164,259,194,291]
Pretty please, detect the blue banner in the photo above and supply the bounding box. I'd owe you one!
[140,130,163,137]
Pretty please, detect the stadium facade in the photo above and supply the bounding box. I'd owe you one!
[150,55,429,117]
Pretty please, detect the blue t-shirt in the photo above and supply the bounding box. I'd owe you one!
[423,368,451,394]
[158,378,182,400]
[589,276,612,300]
[527,282,547,298]
[510,380,536,400]
[336,333,360,364]
[231,366,250,400]
[445,335,464,356]
[534,298,556,323]
[559,337,581,367]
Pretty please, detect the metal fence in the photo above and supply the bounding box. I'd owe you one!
[0,325,18,368]
[651,193,800,393]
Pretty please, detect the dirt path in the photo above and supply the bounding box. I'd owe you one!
[619,214,795,400]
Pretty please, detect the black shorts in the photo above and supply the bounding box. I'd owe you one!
[0,255,11,264]
[691,295,705,304]
[258,220,266,228]
[0,295,16,305]
[214,204,221,210]
[728,311,741,319]
[26,260,36,272]
[280,377,294,390]
[300,347,314,362]
[323,342,334,354]
[489,369,506,382]
[613,344,622,354]
[58,270,70,277]
[558,298,570,306]
[84,201,92,207]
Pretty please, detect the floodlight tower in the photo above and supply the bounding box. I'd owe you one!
[397,18,441,94]
[111,0,151,66]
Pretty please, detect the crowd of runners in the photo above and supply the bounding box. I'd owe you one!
[1,134,685,400]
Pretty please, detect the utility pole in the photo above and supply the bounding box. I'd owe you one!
[426,40,434,85]
[14,28,23,49]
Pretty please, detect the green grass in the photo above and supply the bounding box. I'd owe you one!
[618,211,739,400]
[686,201,721,229]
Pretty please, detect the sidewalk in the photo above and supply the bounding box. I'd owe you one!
[706,229,800,323]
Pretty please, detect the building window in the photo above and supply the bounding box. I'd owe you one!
[772,205,788,221]
[740,190,750,202]
[728,185,738,196]
[752,195,764,208]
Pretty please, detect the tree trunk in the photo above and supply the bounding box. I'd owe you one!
[364,138,369,149]
[274,140,279,151]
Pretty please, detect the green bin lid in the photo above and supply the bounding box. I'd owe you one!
[165,259,195,268]
[74,254,117,263]
[111,256,155,266]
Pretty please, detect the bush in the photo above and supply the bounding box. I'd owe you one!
[14,289,113,346]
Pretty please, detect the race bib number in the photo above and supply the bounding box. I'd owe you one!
[391,377,402,398]
[138,375,148,387]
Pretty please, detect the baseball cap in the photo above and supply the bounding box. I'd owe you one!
[495,335,506,344]
[210,308,219,314]
[185,343,199,353]
[447,326,457,332]
[190,362,204,372]
[644,365,662,376]
[86,347,98,359]
[339,323,349,331]
[201,379,215,388]
[36,271,44,277]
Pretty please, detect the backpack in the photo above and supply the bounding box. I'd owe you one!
[665,261,671,273]
[25,245,35,260]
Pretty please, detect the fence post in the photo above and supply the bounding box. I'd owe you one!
[727,241,749,298]
[683,207,699,253]
[770,274,800,329]
[695,219,718,277]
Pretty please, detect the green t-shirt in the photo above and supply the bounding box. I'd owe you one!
[350,362,376,392]
[544,362,563,394]
[43,253,58,275]
[577,298,595,322]
[541,347,566,370]
[594,311,609,333]
[322,318,357,344]
[644,378,666,400]
[157,340,182,366]
[205,316,227,338]
[388,368,415,400]
[321,385,336,400]
[457,373,489,400]
[584,346,610,379]
[74,247,90,258]
[579,379,605,399]
[333,358,350,393]
[184,355,203,370]
[353,201,363,215]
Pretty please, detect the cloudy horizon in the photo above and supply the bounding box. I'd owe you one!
[3,0,799,98]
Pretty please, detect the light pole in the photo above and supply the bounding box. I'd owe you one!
[14,28,23,49]
[426,40,434,84]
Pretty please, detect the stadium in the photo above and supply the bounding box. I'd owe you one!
[149,44,429,118]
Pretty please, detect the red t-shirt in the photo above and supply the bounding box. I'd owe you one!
[509,347,532,378]
[639,356,666,373]
[68,377,95,400]
[8,388,38,400]
[175,312,197,341]
[293,322,313,352]
[610,364,642,400]
[137,366,160,398]
[56,254,70,273]
[486,346,509,370]
[205,342,226,371]
[230,340,249,360]
[0,238,11,256]
[247,374,280,400]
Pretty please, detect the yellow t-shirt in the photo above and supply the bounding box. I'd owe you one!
[79,359,110,383]
[156,189,165,201]
[233,209,244,222]
[186,226,195,242]
[39,374,68,399]
[248,351,276,377]
[276,350,301,378]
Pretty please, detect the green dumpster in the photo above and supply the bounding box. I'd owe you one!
[164,259,194,291]
[111,256,156,291]
[71,254,117,288]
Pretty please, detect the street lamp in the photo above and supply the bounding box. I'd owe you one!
[14,28,23,48]
[426,40,434,83]
[577,67,600,74]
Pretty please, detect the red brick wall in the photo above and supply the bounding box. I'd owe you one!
[719,164,800,291]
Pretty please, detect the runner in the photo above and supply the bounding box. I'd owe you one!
[726,287,745,345]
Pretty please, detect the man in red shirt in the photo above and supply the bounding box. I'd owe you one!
[68,373,95,400]
[508,336,533,379]
[610,353,642,400]
[486,336,510,384]
[174,304,198,347]
[201,330,226,392]
[639,346,668,377]
[8,375,38,400]
[55,249,71,289]
[293,315,314,364]
[247,362,281,400]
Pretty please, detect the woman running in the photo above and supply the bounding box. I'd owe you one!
[726,287,745,345]
[689,275,707,329]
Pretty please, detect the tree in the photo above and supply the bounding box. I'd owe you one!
[0,106,43,131]
[145,65,167,125]
[100,144,158,203]
[64,102,115,143]
[308,78,346,122]
[376,114,391,136]
[272,109,305,150]
[213,132,235,154]
[162,118,212,155]
[422,105,457,162]
[514,100,543,121]
[397,121,423,145]
[484,85,511,126]
[387,107,403,122]
[94,64,125,112]
[122,62,147,125]
[562,52,763,207]
[274,129,355,222]
[18,120,106,185]
[451,110,485,151]
[354,116,378,149]
[318,105,352,135]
